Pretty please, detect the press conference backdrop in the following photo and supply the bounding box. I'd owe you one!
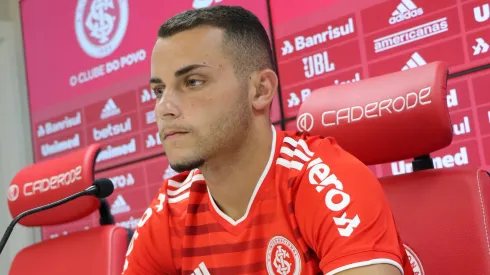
[19,0,490,239]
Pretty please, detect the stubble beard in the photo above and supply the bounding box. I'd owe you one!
[170,89,252,173]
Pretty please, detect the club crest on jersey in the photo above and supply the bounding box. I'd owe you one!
[266,236,301,275]
[404,244,425,275]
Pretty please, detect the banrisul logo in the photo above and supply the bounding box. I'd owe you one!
[75,0,129,59]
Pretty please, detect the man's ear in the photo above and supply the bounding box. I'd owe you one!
[251,68,278,111]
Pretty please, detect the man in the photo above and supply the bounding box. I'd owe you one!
[123,5,413,275]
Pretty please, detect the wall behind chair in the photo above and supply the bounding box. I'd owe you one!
[0,0,41,273]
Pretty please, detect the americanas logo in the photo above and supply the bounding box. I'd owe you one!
[389,0,424,25]
[192,0,222,9]
[75,0,129,59]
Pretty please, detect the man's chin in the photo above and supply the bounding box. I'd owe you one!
[169,158,205,173]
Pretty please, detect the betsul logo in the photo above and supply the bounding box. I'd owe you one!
[8,184,20,202]
[75,0,129,59]
[296,113,314,132]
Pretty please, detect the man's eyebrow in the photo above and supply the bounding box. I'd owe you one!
[149,64,211,84]
[174,64,210,77]
[149,77,163,84]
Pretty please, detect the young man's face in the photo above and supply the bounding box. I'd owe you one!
[151,26,252,172]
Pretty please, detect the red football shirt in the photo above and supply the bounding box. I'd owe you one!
[122,128,414,275]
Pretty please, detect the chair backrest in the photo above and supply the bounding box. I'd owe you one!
[297,61,490,274]
[7,144,129,275]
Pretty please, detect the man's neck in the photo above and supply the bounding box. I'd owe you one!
[200,124,274,221]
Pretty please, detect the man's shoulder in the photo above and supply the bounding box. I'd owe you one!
[278,130,340,154]
[275,130,342,170]
[276,130,371,194]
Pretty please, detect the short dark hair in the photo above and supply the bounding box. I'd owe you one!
[158,5,275,78]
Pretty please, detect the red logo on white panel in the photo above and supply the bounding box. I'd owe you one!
[75,0,129,59]
[266,236,301,275]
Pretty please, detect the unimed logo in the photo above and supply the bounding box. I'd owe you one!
[41,134,81,157]
[96,138,137,162]
[391,146,470,175]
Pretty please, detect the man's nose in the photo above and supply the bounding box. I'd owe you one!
[155,91,182,119]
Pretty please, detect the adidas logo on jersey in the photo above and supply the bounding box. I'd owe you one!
[111,194,131,215]
[276,137,315,171]
[389,0,424,25]
[191,262,210,275]
[402,52,426,71]
[100,98,121,120]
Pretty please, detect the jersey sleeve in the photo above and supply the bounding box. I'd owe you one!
[294,137,406,275]
[122,182,176,275]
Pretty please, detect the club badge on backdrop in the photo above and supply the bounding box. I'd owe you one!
[193,0,222,9]
[75,0,129,59]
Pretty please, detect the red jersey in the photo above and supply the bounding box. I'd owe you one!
[122,128,414,275]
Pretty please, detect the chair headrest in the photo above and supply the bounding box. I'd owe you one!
[8,144,101,226]
[296,61,452,165]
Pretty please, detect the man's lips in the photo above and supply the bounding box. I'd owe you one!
[163,131,188,140]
